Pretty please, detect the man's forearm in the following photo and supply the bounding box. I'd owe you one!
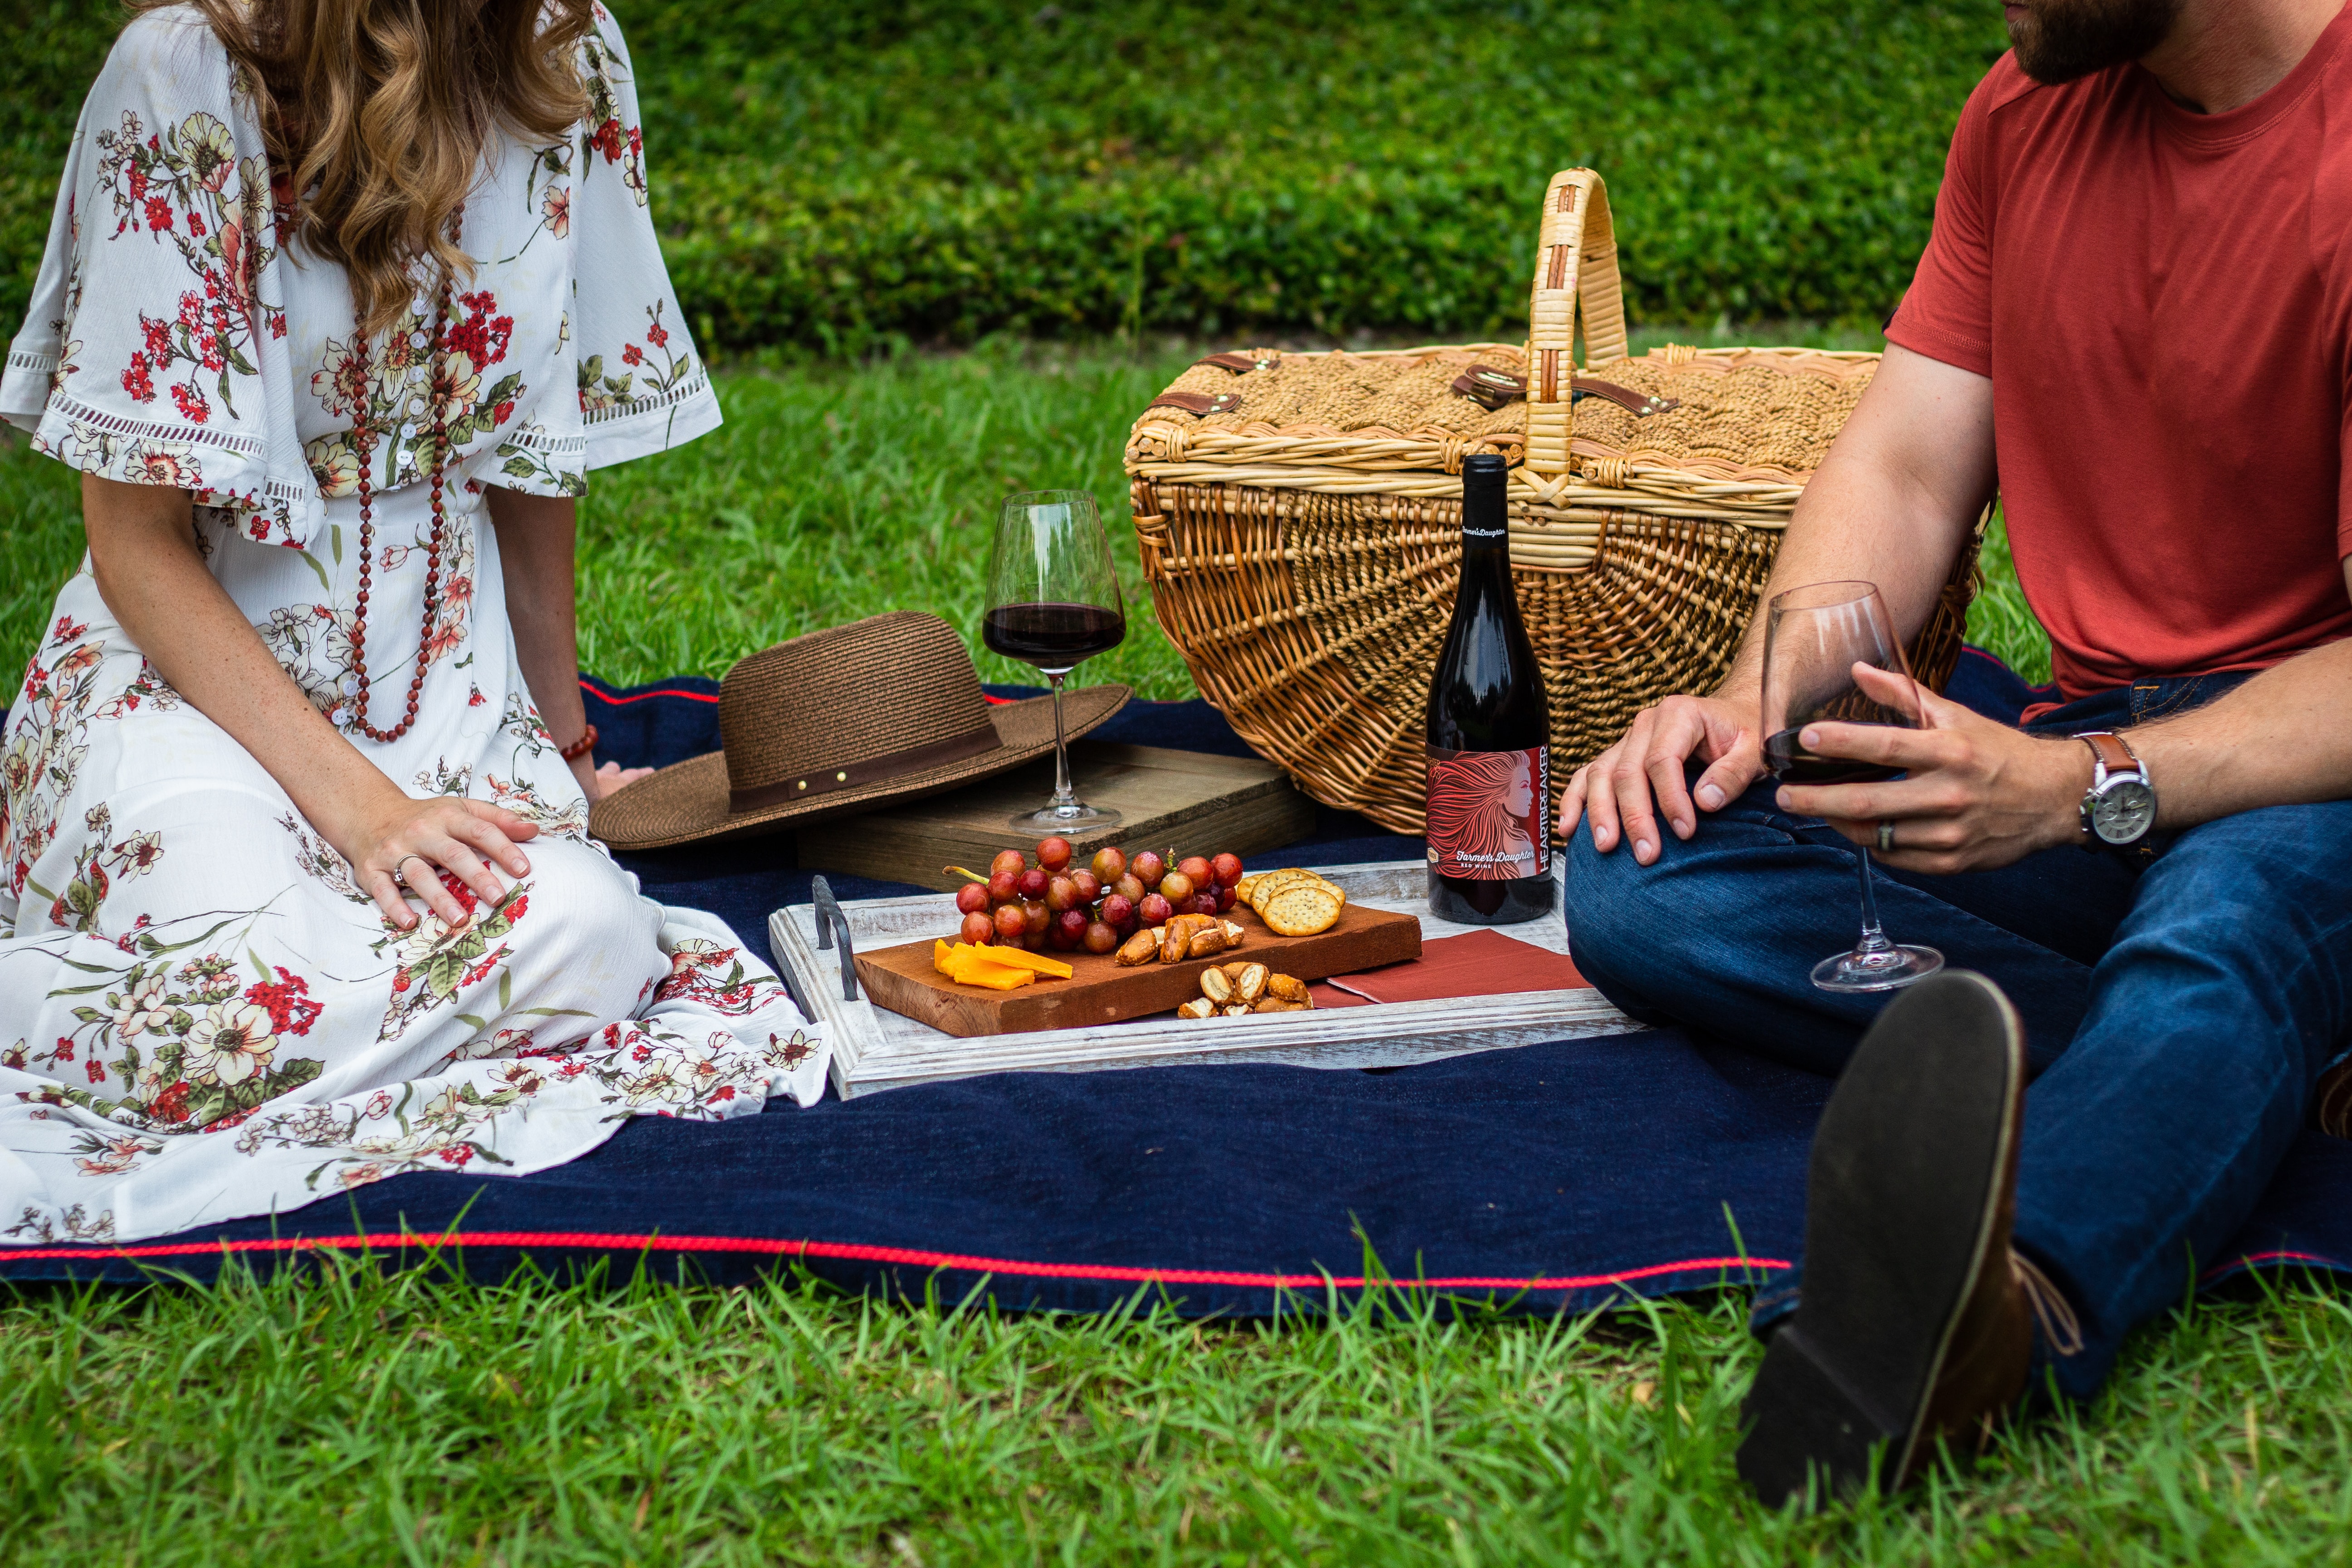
[2124,637,2352,830]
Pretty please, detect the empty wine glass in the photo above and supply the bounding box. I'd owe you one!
[983,490,1127,830]
[1759,580,1944,993]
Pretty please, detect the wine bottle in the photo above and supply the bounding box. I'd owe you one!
[1426,451,1553,925]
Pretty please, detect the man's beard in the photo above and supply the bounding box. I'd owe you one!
[2006,0,2184,83]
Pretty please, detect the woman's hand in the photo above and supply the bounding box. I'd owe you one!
[1559,692,1765,864]
[574,756,653,802]
[344,790,542,931]
[1774,663,2092,873]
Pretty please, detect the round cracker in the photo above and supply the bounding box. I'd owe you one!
[1261,884,1343,937]
[1247,869,1325,913]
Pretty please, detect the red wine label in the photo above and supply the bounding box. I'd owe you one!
[1426,745,1549,880]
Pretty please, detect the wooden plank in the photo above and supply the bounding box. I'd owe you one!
[796,740,1318,891]
[853,902,1421,1038]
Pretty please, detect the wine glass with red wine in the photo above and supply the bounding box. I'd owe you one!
[1759,579,1944,993]
[984,490,1127,830]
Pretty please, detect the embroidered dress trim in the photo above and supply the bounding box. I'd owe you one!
[7,348,55,377]
[46,389,267,459]
[497,423,588,457]
[582,366,713,427]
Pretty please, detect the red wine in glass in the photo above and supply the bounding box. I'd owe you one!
[1762,729,1904,787]
[984,491,1128,830]
[982,602,1127,667]
[1758,581,1942,993]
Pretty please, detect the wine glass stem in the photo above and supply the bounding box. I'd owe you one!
[1853,846,1894,955]
[1048,671,1074,809]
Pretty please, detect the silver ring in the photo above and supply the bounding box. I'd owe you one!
[1877,819,1896,853]
[393,853,427,890]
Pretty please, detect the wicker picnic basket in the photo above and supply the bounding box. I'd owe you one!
[1123,169,1979,837]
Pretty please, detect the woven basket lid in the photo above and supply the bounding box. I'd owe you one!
[588,611,1129,851]
[1128,343,1873,487]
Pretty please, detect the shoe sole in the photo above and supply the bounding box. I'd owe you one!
[1735,970,2024,1508]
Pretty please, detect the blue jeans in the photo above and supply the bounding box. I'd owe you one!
[1564,672,2352,1401]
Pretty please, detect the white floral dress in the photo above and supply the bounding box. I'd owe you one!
[0,5,828,1248]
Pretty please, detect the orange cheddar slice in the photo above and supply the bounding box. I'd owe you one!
[969,944,1074,979]
[943,947,1036,989]
[934,939,958,975]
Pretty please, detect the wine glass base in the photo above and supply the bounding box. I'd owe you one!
[1008,802,1121,833]
[1811,943,1944,994]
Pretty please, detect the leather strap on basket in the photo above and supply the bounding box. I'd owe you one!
[1147,390,1242,417]
[1193,351,1279,374]
[1450,367,1677,417]
[1524,169,1633,480]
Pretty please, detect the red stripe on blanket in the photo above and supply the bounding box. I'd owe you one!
[0,1230,1789,1288]
[579,682,1019,707]
[578,681,720,706]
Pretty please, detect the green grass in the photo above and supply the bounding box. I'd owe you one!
[0,331,2052,698]
[4,1253,2351,1564]
[5,1,2004,350]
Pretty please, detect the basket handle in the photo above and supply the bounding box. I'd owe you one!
[1524,169,1630,480]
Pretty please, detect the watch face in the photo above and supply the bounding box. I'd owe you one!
[2092,779,2156,844]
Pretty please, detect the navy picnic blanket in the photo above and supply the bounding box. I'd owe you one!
[4,648,2348,1308]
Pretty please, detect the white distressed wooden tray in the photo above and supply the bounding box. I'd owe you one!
[768,860,1638,1099]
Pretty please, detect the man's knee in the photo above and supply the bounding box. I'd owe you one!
[2140,800,2352,963]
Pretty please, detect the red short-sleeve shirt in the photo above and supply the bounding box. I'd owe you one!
[1888,14,2352,699]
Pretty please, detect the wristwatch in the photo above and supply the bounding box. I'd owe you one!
[2074,731,2156,848]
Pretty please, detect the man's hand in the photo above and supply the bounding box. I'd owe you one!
[1776,664,2092,873]
[1559,693,1765,864]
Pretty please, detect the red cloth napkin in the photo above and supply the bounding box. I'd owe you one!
[1308,928,1591,1009]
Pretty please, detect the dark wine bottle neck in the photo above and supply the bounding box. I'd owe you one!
[1461,473,1509,558]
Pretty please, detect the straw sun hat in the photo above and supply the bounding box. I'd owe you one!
[588,612,1130,851]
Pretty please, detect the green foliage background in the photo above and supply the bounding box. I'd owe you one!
[4,0,2004,352]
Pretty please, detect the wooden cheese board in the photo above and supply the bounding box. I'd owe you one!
[853,900,1423,1037]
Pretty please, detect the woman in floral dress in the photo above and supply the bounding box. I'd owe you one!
[0,0,828,1247]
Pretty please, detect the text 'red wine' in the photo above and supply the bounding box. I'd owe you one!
[1425,452,1553,925]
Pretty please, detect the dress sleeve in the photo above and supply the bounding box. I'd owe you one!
[1884,68,2000,380]
[567,5,722,470]
[0,9,321,547]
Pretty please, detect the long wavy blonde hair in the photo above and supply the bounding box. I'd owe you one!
[144,0,597,336]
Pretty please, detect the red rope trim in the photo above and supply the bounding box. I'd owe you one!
[0,1230,1789,1289]
[578,680,720,706]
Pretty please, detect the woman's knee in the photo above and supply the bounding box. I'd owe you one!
[498,840,663,994]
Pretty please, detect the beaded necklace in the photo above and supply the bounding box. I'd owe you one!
[343,208,463,745]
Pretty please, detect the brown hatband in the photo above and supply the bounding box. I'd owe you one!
[726,722,1000,813]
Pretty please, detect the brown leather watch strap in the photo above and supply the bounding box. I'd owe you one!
[2081,731,2139,778]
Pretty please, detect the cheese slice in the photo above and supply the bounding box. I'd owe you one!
[967,944,1074,979]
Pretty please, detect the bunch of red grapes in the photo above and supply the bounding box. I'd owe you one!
[953,838,1247,955]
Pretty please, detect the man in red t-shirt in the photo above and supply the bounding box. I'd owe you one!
[1560,0,2352,1505]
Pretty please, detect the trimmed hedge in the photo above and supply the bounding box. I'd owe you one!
[5,1,2004,353]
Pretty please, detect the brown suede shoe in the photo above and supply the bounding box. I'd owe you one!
[1735,971,2059,1507]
